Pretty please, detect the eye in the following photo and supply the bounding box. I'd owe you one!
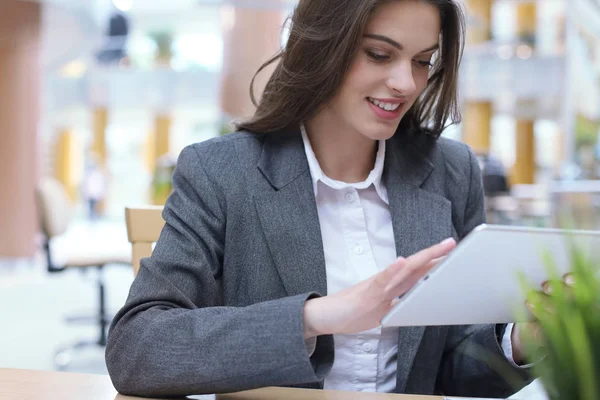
[366,50,390,62]
[413,60,433,68]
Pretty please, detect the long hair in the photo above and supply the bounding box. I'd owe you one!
[236,0,465,138]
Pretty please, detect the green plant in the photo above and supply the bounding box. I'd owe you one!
[148,31,173,64]
[575,114,599,149]
[218,116,234,136]
[519,244,600,400]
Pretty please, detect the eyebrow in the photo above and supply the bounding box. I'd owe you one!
[363,34,439,53]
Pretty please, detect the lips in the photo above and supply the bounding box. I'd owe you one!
[367,97,402,111]
[366,97,405,121]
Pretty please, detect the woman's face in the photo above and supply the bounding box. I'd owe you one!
[324,0,441,141]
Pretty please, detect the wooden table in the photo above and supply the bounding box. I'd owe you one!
[0,368,441,400]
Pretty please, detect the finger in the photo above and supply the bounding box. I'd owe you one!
[385,239,456,297]
[563,272,576,287]
[405,238,456,272]
[381,240,455,301]
[373,257,407,288]
[379,297,403,325]
[384,248,452,299]
[383,258,437,300]
[525,299,548,321]
[542,278,574,295]
[526,292,555,318]
[519,322,544,346]
[427,256,446,270]
[525,300,540,321]
[541,280,552,295]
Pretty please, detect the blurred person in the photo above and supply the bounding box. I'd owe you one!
[477,152,511,224]
[81,153,107,221]
[479,153,509,197]
[106,0,534,397]
[96,5,129,65]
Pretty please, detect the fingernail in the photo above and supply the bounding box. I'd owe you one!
[542,281,552,294]
[565,274,576,286]
[441,238,455,246]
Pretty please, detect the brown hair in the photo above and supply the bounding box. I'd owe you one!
[236,0,465,138]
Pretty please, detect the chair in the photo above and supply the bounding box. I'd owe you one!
[36,177,131,368]
[124,206,165,276]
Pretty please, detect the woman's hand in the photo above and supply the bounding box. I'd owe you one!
[302,238,456,338]
[511,273,576,364]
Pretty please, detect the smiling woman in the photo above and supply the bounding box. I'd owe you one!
[238,0,464,138]
[106,1,533,398]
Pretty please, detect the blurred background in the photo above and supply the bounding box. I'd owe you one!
[0,0,599,378]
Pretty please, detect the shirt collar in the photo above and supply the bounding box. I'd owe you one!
[300,124,389,204]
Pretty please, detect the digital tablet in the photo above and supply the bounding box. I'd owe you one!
[381,224,600,327]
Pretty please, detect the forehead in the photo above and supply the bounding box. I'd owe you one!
[365,1,441,50]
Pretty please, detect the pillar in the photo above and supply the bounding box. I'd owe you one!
[92,107,108,164]
[154,114,171,160]
[90,107,108,214]
[0,0,41,257]
[463,1,493,155]
[511,2,538,184]
[512,120,536,184]
[515,2,537,45]
[462,101,493,155]
[54,129,79,202]
[466,0,492,45]
[219,2,284,122]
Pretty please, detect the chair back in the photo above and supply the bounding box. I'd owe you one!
[37,178,72,239]
[125,206,164,275]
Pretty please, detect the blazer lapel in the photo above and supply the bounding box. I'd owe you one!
[254,127,328,297]
[384,134,453,393]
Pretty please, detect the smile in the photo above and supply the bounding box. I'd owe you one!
[367,97,401,111]
[366,97,405,121]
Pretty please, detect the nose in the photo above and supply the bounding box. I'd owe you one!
[386,60,417,97]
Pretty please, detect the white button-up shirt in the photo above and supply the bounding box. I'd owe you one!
[300,126,516,392]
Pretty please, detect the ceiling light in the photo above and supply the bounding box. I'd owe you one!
[113,0,133,12]
[516,44,533,60]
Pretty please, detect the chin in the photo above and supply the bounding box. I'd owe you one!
[362,120,402,141]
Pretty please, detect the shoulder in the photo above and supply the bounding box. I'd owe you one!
[403,132,478,178]
[184,131,265,159]
[424,136,480,186]
[434,137,483,216]
[404,132,481,198]
[435,136,476,172]
[175,131,266,177]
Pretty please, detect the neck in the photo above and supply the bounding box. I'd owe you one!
[305,114,378,183]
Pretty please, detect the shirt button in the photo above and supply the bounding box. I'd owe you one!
[354,245,364,255]
[344,192,355,202]
[362,343,372,353]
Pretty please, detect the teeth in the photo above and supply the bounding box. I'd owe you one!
[368,97,400,111]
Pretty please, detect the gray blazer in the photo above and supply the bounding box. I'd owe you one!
[106,126,530,398]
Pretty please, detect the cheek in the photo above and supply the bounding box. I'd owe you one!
[344,58,377,93]
[414,70,430,95]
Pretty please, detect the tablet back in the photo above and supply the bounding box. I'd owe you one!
[381,224,600,327]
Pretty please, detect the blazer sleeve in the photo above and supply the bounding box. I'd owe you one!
[436,144,532,397]
[105,145,332,397]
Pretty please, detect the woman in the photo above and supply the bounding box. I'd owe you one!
[106,0,532,397]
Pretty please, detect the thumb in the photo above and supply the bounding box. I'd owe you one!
[380,298,402,325]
